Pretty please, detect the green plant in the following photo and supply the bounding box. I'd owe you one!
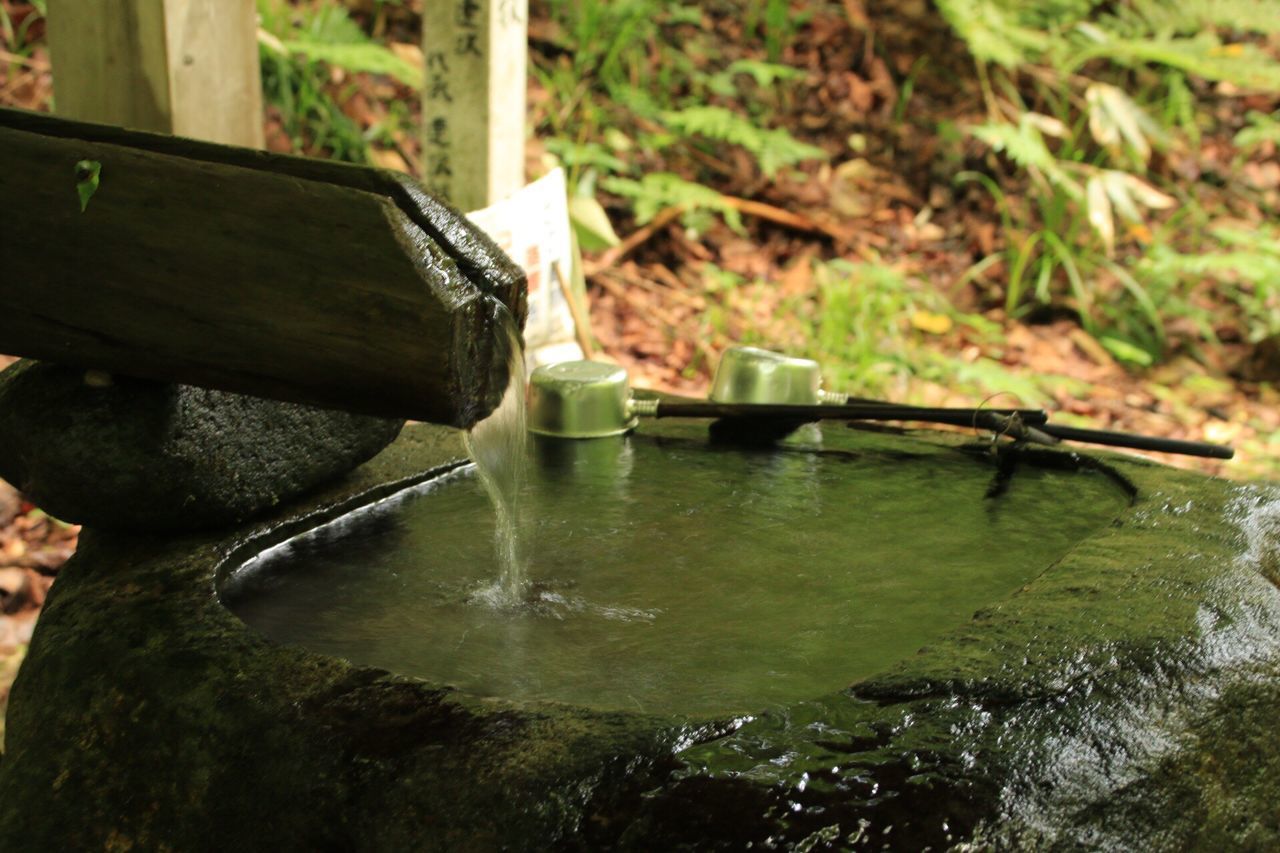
[794,260,962,396]
[935,0,1280,365]
[534,0,823,244]
[957,97,1172,358]
[543,0,664,102]
[660,106,827,178]
[601,172,744,234]
[0,0,44,59]
[1235,110,1280,153]
[256,0,415,163]
[1140,226,1280,345]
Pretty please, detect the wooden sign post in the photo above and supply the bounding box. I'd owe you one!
[46,0,263,148]
[421,0,528,212]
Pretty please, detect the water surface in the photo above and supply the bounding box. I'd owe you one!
[225,425,1128,716]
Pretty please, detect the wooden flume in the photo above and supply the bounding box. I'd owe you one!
[0,107,525,428]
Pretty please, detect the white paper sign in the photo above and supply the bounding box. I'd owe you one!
[467,168,583,366]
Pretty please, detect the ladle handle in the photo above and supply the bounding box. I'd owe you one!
[652,401,1048,428]
[1036,424,1234,460]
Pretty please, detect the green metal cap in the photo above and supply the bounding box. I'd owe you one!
[710,346,825,405]
[527,360,638,439]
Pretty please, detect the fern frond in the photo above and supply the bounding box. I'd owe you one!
[256,0,421,87]
[970,118,1082,197]
[1121,0,1280,38]
[661,106,827,177]
[724,59,805,87]
[1070,31,1280,90]
[601,173,744,232]
[933,0,1052,66]
[1235,111,1280,151]
[273,40,422,88]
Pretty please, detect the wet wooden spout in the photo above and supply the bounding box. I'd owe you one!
[0,108,526,428]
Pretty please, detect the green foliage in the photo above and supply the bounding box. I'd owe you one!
[938,0,1280,84]
[763,0,792,62]
[1069,31,1280,91]
[258,0,418,84]
[544,138,630,177]
[661,106,828,177]
[969,114,1080,196]
[536,1,823,235]
[0,0,44,66]
[941,0,1280,365]
[1101,0,1280,41]
[705,59,805,95]
[1141,227,1280,343]
[567,195,621,252]
[1234,111,1280,152]
[544,0,663,101]
[271,40,420,88]
[933,0,1052,67]
[256,0,415,163]
[795,261,965,395]
[601,173,744,234]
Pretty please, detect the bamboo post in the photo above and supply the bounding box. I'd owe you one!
[421,0,528,211]
[45,0,263,148]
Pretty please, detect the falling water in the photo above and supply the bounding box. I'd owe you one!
[463,304,531,607]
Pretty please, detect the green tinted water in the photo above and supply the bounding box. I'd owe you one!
[225,425,1128,716]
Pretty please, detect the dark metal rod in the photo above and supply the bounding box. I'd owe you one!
[653,401,1048,427]
[1036,424,1234,460]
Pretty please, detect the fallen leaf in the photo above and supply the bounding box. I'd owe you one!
[911,311,953,335]
[369,147,410,173]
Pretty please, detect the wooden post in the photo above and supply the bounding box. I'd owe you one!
[46,0,263,148]
[421,0,527,212]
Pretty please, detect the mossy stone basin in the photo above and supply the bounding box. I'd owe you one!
[224,422,1128,717]
[1,423,1278,851]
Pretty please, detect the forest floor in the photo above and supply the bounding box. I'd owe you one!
[1,0,1278,730]
[0,352,76,741]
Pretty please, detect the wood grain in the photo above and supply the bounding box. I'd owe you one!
[0,109,527,427]
[47,0,263,148]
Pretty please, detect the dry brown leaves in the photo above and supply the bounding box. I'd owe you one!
[0,2,50,112]
[0,477,76,656]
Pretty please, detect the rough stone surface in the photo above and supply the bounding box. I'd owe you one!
[0,423,1278,851]
[0,360,404,531]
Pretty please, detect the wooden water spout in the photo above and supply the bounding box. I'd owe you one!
[0,107,526,428]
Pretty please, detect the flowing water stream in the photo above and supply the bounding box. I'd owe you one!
[461,304,530,607]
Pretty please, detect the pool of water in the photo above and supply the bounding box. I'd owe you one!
[224,424,1129,716]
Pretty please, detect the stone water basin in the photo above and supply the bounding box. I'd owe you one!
[224,422,1128,717]
[4,421,1280,851]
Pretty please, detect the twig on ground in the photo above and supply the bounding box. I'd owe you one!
[585,204,686,275]
[593,271,686,330]
[0,51,48,71]
[552,259,596,358]
[718,194,843,238]
[644,264,708,308]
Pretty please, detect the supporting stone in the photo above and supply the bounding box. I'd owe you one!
[0,360,404,532]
